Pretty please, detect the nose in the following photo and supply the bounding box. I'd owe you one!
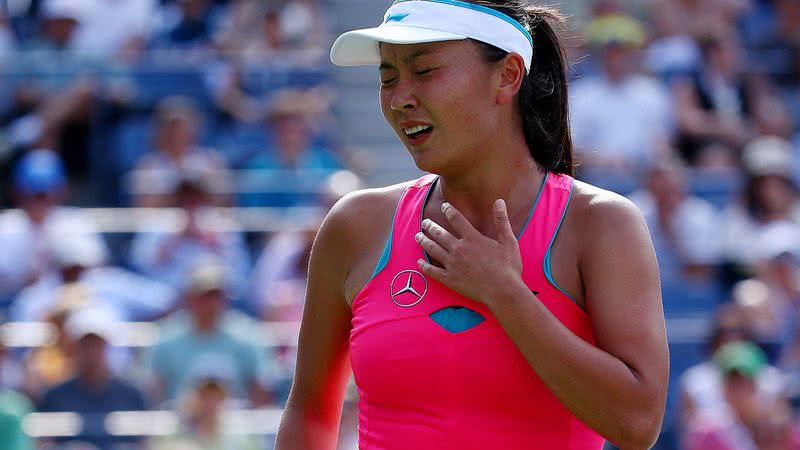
[389,78,418,112]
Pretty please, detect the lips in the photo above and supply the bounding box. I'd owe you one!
[398,120,434,146]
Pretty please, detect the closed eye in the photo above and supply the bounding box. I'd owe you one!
[416,68,437,76]
[380,78,397,86]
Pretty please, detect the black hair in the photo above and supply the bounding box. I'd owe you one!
[465,1,575,176]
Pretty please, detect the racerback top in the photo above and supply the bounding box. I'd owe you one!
[349,173,606,449]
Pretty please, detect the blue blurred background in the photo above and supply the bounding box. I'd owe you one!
[0,0,798,449]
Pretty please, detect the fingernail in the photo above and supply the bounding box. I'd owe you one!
[495,199,505,211]
[422,219,430,227]
[441,202,449,213]
[415,232,423,241]
[417,259,425,267]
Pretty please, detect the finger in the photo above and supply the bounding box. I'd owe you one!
[418,258,447,283]
[441,202,476,238]
[422,218,458,250]
[494,199,516,244]
[415,232,450,263]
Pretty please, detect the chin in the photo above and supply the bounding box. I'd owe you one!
[407,147,444,174]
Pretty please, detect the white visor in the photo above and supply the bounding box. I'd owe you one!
[330,0,533,71]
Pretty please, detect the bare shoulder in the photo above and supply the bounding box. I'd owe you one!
[320,181,409,245]
[315,181,411,303]
[569,179,650,244]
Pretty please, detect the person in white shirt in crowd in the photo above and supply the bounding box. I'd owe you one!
[721,136,800,271]
[569,13,673,174]
[628,157,722,286]
[8,232,177,323]
[129,167,250,301]
[0,149,106,300]
[58,0,157,62]
[129,96,230,208]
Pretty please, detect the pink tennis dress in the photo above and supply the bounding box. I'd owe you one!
[349,173,606,449]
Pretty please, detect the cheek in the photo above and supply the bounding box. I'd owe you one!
[379,90,392,122]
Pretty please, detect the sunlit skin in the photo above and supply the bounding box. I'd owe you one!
[379,41,543,238]
[277,38,667,450]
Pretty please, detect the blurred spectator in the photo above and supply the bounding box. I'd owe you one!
[628,158,721,285]
[679,304,784,428]
[238,9,286,65]
[0,344,34,450]
[0,76,109,191]
[742,223,800,351]
[643,1,701,78]
[146,261,271,406]
[155,0,218,51]
[31,0,83,52]
[721,137,800,271]
[129,169,249,299]
[66,0,157,62]
[215,0,327,64]
[249,223,315,321]
[277,0,328,55]
[213,0,266,55]
[249,169,362,318]
[152,373,261,450]
[8,233,177,323]
[683,340,784,450]
[673,28,754,167]
[741,0,800,86]
[38,307,148,450]
[21,285,134,400]
[239,89,342,207]
[129,96,229,208]
[648,0,752,40]
[570,14,673,173]
[751,396,800,450]
[0,149,107,298]
[22,287,85,398]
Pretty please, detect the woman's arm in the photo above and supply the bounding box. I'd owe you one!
[416,195,669,450]
[274,198,356,450]
[489,197,668,450]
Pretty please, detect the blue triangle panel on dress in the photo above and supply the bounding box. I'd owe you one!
[429,306,485,333]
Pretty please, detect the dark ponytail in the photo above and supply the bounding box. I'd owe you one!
[467,1,575,176]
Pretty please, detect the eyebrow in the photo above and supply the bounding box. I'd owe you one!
[379,48,434,70]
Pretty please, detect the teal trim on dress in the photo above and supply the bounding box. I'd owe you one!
[429,306,485,333]
[420,177,439,264]
[368,189,405,280]
[390,0,533,45]
[542,180,584,310]
[516,172,549,240]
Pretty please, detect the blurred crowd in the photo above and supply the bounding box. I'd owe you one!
[570,1,800,449]
[0,0,797,449]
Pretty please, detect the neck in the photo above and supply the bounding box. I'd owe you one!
[434,138,545,236]
[79,368,110,388]
[193,318,218,334]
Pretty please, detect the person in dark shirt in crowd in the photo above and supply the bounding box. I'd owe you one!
[38,307,148,450]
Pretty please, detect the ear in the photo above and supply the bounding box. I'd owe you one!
[496,53,525,106]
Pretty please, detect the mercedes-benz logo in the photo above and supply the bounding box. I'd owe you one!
[390,270,428,307]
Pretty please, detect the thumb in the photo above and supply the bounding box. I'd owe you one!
[494,199,515,244]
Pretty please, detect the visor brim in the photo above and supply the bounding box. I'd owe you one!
[330,26,467,66]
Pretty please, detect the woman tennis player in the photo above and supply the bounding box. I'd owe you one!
[276,1,669,449]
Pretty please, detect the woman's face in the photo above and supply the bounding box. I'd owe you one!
[378,41,500,174]
[753,175,795,215]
